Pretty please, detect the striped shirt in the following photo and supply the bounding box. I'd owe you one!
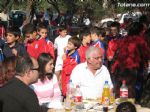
[31,74,61,105]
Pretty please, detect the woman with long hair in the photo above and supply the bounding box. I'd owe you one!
[31,53,62,109]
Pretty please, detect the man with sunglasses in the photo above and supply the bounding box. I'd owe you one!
[70,46,113,99]
[0,56,48,112]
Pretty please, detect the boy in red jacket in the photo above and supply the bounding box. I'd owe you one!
[37,24,55,59]
[78,30,91,63]
[61,37,81,97]
[23,24,40,59]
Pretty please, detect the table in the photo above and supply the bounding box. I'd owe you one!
[47,99,150,112]
[47,104,150,112]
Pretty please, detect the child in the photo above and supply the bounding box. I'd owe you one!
[90,27,105,55]
[90,27,106,65]
[54,26,71,79]
[78,30,91,63]
[22,23,40,59]
[22,23,37,45]
[2,26,27,58]
[61,36,81,96]
[37,23,55,59]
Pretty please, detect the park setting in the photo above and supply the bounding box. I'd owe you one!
[0,0,150,112]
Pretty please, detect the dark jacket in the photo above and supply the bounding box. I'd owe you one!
[3,42,27,58]
[0,78,43,112]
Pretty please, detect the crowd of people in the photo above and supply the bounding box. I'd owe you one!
[0,9,150,112]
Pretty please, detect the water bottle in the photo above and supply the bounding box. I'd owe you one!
[120,80,128,102]
[65,80,74,110]
[102,81,110,107]
[74,85,83,109]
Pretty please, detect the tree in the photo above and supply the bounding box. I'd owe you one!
[46,0,61,14]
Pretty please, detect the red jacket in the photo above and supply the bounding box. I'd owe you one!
[111,35,150,73]
[61,50,80,96]
[107,39,119,60]
[41,39,55,59]
[27,38,55,59]
[78,45,89,63]
[27,39,39,59]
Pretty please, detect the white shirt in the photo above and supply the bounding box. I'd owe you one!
[0,12,9,21]
[70,62,113,99]
[54,35,71,56]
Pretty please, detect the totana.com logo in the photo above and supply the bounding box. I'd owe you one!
[118,2,150,7]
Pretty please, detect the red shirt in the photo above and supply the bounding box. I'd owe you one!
[78,45,89,63]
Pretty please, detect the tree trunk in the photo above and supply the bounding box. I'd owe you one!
[25,0,33,24]
[103,0,108,9]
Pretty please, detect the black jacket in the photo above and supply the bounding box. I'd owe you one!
[0,78,42,112]
[3,42,27,58]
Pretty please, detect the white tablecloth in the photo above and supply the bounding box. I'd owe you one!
[48,104,150,112]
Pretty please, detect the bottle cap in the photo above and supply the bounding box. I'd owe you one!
[105,81,108,84]
[122,80,126,84]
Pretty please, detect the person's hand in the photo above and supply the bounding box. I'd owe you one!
[12,49,18,56]
[24,38,29,44]
[64,47,67,52]
[58,75,62,89]
[30,56,38,68]
[62,54,66,60]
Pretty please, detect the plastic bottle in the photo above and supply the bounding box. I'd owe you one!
[74,85,83,109]
[102,81,110,106]
[110,88,115,104]
[120,80,128,102]
[66,80,71,94]
[69,80,74,94]
[65,80,74,110]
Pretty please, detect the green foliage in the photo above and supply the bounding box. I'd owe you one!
[0,0,150,18]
